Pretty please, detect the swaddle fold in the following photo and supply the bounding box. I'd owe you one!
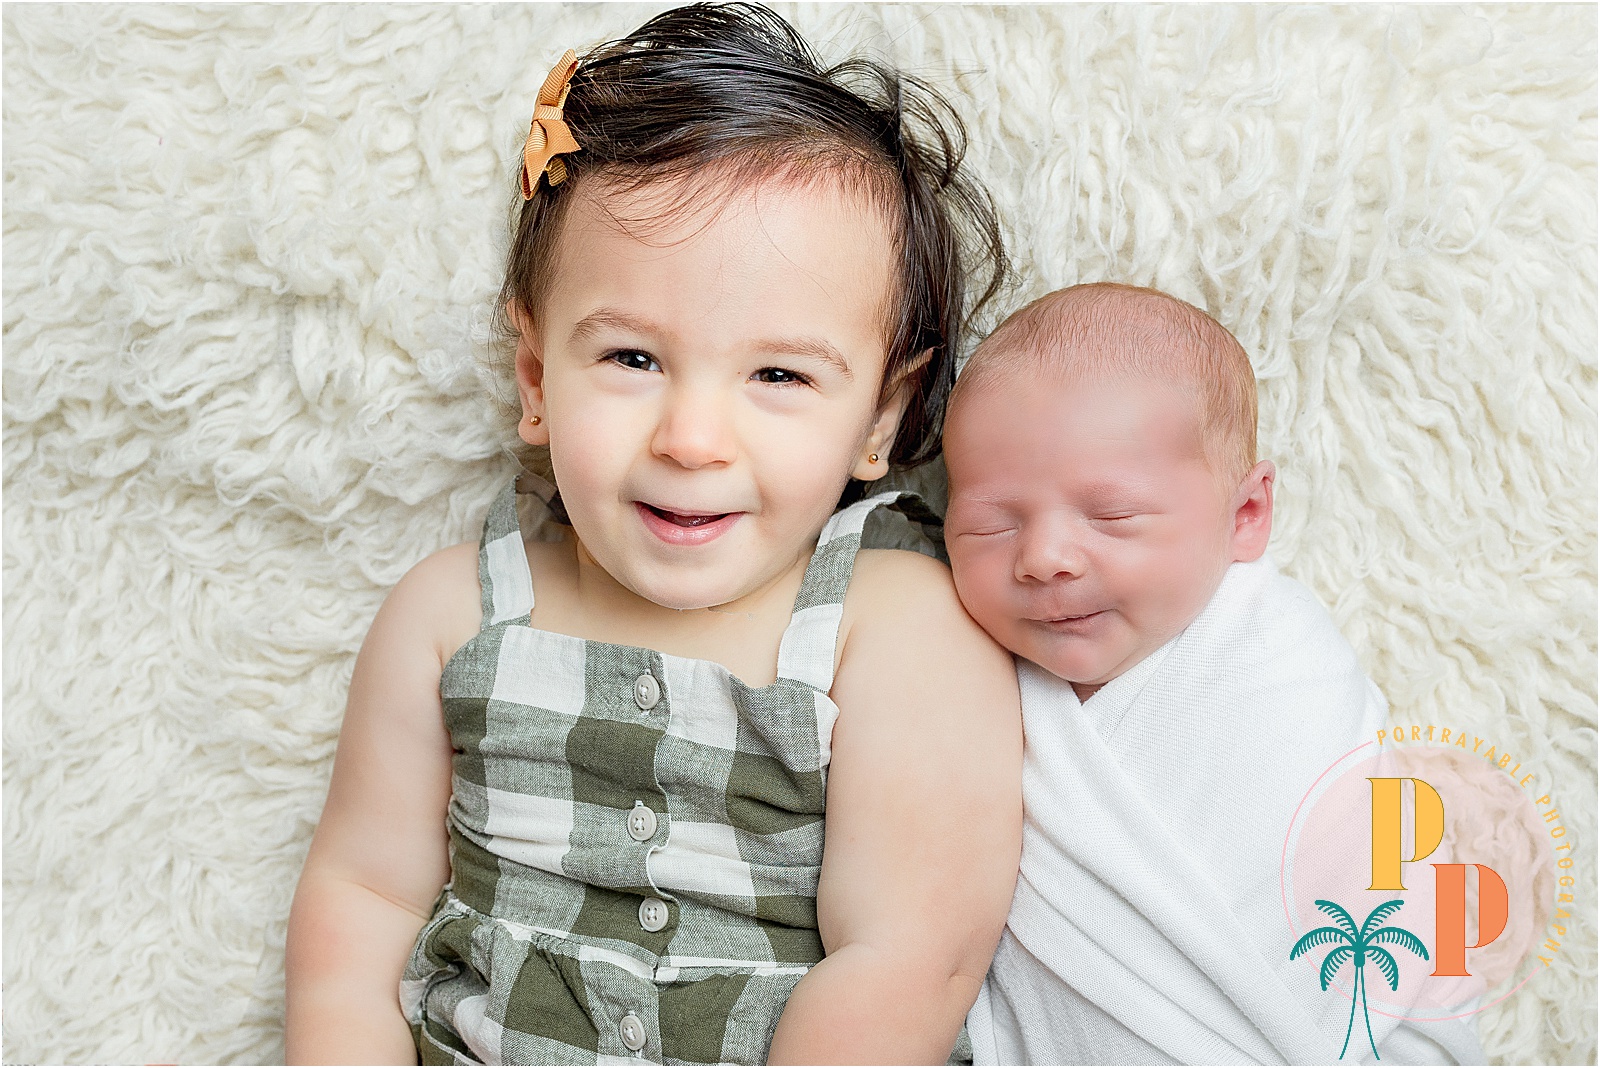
[968,555,1484,1065]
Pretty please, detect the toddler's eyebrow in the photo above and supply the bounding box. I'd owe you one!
[570,308,657,345]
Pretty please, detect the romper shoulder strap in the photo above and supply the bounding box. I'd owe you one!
[478,479,536,628]
[774,490,932,692]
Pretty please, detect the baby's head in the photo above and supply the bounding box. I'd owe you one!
[495,4,1005,611]
[944,283,1275,700]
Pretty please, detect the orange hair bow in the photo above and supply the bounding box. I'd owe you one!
[520,49,581,198]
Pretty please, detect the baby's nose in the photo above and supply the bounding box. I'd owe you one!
[1014,523,1086,583]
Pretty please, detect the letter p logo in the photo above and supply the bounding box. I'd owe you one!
[1369,777,1444,891]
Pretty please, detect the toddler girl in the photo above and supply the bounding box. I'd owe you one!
[284,5,1021,1065]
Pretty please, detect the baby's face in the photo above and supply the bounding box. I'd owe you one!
[945,372,1239,698]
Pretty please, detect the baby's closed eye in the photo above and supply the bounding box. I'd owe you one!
[1090,512,1150,534]
[945,503,1017,538]
[946,512,1017,537]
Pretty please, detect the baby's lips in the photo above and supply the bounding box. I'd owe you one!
[1027,609,1104,623]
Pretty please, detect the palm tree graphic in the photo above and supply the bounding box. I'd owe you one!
[1290,899,1429,1060]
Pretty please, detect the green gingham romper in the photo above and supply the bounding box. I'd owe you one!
[401,479,917,1065]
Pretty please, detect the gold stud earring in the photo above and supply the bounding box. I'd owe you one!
[528,415,542,426]
[869,453,879,464]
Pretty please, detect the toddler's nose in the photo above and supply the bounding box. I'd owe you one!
[651,387,736,470]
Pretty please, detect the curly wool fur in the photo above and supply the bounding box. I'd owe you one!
[2,4,1593,1064]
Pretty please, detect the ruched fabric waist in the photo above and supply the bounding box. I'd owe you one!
[404,891,815,1065]
[446,821,825,968]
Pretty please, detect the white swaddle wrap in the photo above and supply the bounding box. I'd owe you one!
[968,556,1483,1065]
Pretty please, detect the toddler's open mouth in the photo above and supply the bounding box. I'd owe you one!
[635,502,743,546]
[642,504,733,527]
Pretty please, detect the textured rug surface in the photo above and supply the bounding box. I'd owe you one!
[3,4,1594,1064]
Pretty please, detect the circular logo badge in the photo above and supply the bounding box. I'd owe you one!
[1282,733,1557,1044]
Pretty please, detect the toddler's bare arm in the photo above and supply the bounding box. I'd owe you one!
[768,550,1023,1065]
[285,545,476,1064]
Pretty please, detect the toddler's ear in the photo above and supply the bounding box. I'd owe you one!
[851,350,932,482]
[508,301,549,447]
[1229,460,1275,562]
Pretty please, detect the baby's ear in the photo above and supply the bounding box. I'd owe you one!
[852,349,932,482]
[1229,460,1275,562]
[508,301,549,447]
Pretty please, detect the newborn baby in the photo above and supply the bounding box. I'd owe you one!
[944,283,1482,1065]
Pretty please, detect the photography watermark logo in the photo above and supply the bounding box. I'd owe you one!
[1281,726,1568,1059]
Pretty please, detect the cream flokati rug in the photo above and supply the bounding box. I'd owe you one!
[2,4,1593,1064]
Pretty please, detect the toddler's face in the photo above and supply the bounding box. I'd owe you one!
[945,373,1240,699]
[516,178,899,611]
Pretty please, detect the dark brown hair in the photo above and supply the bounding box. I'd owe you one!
[497,2,1007,472]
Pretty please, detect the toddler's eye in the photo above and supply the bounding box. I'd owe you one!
[752,366,812,386]
[605,350,660,372]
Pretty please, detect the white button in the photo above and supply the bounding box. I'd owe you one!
[638,896,669,932]
[633,673,661,710]
[619,1013,646,1052]
[627,801,658,842]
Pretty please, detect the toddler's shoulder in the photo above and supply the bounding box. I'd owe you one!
[840,548,1012,677]
[846,547,963,624]
[832,548,1020,743]
[403,539,479,581]
[395,540,480,602]
[852,544,951,582]
[380,541,482,668]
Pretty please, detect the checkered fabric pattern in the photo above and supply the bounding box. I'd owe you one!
[402,480,916,1065]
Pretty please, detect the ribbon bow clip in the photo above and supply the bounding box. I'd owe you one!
[520,49,581,198]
